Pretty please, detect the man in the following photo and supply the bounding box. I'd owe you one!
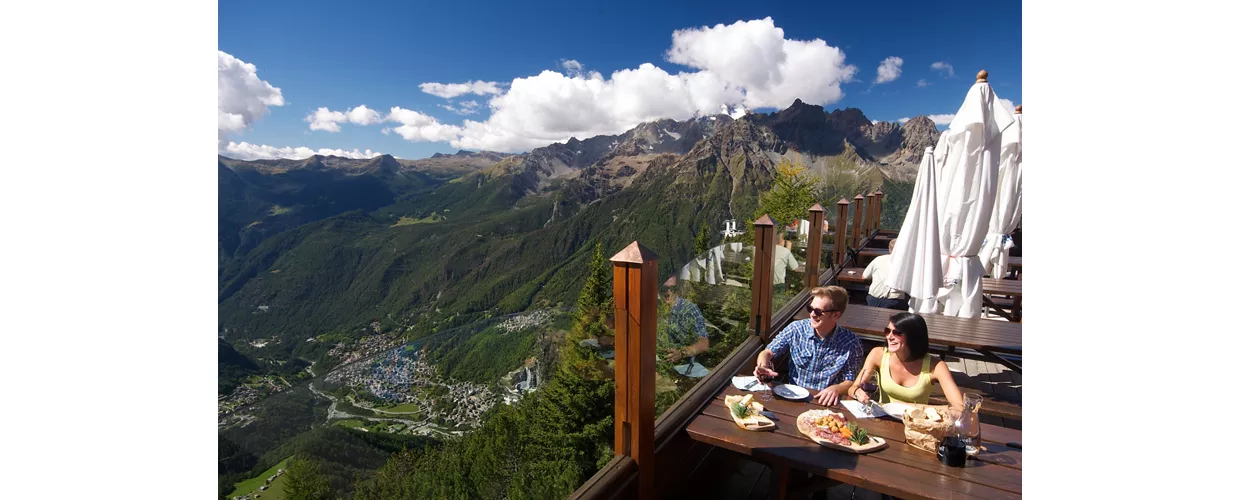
[753,286,863,406]
[862,238,909,310]
[772,232,803,294]
[660,281,710,365]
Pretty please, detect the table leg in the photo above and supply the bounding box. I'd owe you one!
[979,349,1021,374]
[770,463,789,500]
[981,295,1018,322]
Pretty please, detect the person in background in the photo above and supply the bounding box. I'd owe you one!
[772,232,803,294]
[848,312,963,407]
[863,238,909,310]
[753,286,863,406]
[660,279,710,364]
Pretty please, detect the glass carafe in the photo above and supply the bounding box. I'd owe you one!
[953,393,983,455]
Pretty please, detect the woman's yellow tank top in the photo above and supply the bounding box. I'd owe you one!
[878,351,933,404]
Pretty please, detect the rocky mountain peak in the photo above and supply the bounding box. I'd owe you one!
[889,116,940,164]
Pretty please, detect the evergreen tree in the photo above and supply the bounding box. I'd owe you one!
[284,454,334,500]
[755,157,822,229]
[694,222,712,256]
[530,240,614,478]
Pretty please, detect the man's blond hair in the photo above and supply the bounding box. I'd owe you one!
[809,285,848,314]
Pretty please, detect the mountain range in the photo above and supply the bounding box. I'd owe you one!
[217,103,939,365]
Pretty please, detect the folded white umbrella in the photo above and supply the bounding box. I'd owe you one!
[933,71,1016,318]
[982,107,1022,279]
[885,147,943,314]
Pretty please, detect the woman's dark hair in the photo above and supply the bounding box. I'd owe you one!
[889,312,930,361]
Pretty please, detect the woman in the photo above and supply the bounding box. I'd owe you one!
[848,312,964,407]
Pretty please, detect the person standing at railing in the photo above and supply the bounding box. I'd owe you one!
[752,286,863,406]
[862,238,909,310]
[772,232,803,294]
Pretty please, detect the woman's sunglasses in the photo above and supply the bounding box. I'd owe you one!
[883,327,904,336]
[805,305,840,317]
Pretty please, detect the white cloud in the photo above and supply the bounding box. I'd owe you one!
[440,100,481,115]
[217,52,382,159]
[374,18,857,152]
[875,56,903,84]
[306,107,347,132]
[305,104,385,132]
[419,81,503,99]
[423,17,857,152]
[218,51,284,134]
[386,106,463,143]
[381,127,391,135]
[345,104,383,125]
[560,59,583,77]
[916,79,930,88]
[664,17,856,110]
[221,141,382,160]
[931,61,955,77]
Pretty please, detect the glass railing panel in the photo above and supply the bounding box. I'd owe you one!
[772,221,808,313]
[820,229,836,283]
[652,237,755,417]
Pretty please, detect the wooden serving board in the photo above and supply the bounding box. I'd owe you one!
[723,395,775,431]
[796,409,887,454]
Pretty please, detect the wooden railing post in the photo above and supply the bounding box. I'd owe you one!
[834,198,849,267]
[851,194,865,249]
[874,189,885,234]
[751,215,776,341]
[864,192,876,239]
[805,204,825,289]
[610,241,658,500]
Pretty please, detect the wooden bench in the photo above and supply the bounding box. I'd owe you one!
[837,304,1021,369]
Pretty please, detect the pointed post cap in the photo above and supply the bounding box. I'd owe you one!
[867,192,876,197]
[875,189,884,196]
[853,194,865,201]
[837,198,851,205]
[610,241,659,264]
[1014,104,1022,114]
[809,203,825,212]
[754,214,776,227]
[976,69,988,83]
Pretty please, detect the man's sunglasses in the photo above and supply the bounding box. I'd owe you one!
[805,305,841,317]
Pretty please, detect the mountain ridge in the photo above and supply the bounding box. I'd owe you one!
[217,101,937,351]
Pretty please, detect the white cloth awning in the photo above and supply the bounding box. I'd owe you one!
[982,112,1023,279]
[933,78,1016,318]
[886,147,942,314]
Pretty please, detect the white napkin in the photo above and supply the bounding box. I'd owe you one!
[840,400,889,419]
[675,362,710,378]
[731,376,770,391]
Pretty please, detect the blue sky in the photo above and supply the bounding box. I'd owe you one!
[218,0,1021,160]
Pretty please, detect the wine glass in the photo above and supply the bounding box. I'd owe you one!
[859,371,879,414]
[755,366,775,402]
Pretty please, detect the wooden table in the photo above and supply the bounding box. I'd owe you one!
[838,304,1022,372]
[685,382,1023,500]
